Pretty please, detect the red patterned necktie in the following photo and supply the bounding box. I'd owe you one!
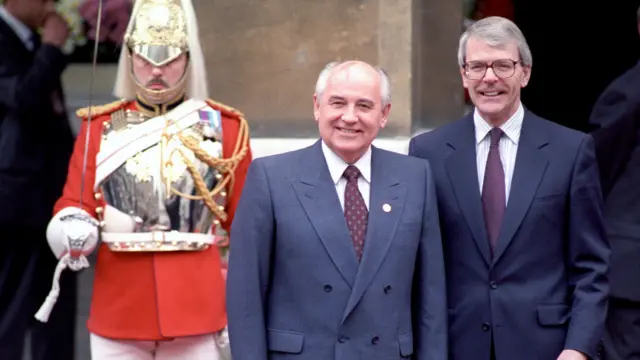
[343,165,368,261]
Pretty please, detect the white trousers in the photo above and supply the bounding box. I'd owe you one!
[90,333,222,360]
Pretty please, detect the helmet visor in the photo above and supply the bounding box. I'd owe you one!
[131,44,185,67]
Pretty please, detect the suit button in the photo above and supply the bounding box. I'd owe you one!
[324,284,332,292]
[482,322,491,331]
[338,335,348,343]
[371,336,379,345]
[383,285,392,293]
[490,281,498,289]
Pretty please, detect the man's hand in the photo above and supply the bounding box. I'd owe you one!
[41,12,69,48]
[557,349,587,360]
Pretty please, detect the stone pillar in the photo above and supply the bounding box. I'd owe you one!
[411,0,465,131]
[378,0,413,136]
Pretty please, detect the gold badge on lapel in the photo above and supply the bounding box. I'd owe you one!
[382,203,392,213]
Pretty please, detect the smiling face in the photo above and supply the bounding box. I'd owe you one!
[313,62,391,164]
[461,36,531,126]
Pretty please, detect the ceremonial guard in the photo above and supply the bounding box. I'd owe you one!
[35,0,252,358]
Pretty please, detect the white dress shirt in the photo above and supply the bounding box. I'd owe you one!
[0,6,36,51]
[321,141,371,211]
[474,103,524,203]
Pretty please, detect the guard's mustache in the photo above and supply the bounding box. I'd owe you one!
[146,78,169,87]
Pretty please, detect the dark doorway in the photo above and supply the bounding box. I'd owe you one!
[513,0,640,132]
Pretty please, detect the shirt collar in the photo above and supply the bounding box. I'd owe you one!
[0,6,35,50]
[474,102,524,145]
[321,140,372,185]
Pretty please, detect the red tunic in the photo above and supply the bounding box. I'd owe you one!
[53,99,252,340]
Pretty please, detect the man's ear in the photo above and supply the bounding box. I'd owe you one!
[313,93,320,123]
[521,65,532,88]
[380,103,391,128]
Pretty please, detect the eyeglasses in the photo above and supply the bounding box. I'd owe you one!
[463,59,522,80]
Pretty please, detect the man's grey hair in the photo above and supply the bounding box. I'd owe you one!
[314,61,392,107]
[457,16,533,67]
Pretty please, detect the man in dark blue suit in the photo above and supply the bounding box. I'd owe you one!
[409,16,610,360]
[0,0,76,359]
[227,60,447,360]
[587,9,640,358]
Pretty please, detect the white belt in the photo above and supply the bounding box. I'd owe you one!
[102,231,214,243]
[101,231,214,252]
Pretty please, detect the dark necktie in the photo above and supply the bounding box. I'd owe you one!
[343,165,368,261]
[30,33,41,51]
[482,128,505,255]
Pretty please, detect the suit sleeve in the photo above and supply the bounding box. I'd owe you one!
[226,159,274,360]
[408,137,419,158]
[588,87,639,198]
[0,41,68,118]
[564,135,610,359]
[588,83,629,130]
[414,160,448,360]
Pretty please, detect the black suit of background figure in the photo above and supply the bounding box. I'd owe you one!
[0,1,77,359]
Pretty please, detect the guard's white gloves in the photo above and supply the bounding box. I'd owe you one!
[46,206,99,265]
[36,207,99,323]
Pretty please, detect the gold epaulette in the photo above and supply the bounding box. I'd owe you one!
[75,99,128,119]
[205,99,246,121]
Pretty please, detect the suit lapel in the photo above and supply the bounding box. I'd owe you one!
[342,148,406,321]
[291,141,359,288]
[492,113,549,264]
[0,18,33,57]
[445,115,492,266]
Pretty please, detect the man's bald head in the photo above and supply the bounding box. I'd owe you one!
[329,61,380,80]
[315,60,391,107]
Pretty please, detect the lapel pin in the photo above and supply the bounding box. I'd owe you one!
[382,203,392,213]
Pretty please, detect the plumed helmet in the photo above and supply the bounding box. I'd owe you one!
[113,0,209,104]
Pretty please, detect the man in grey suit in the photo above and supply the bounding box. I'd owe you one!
[226,60,447,360]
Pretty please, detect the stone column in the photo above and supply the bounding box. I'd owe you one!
[378,0,413,136]
[411,0,466,132]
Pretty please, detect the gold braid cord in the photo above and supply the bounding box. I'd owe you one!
[76,99,128,119]
[161,105,250,223]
